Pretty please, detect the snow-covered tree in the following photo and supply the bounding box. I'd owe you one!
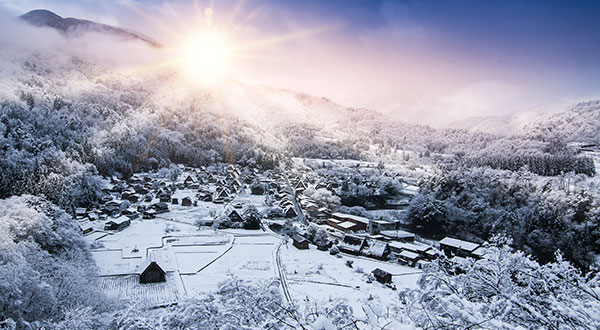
[242,205,262,229]
[0,195,108,327]
[402,238,600,329]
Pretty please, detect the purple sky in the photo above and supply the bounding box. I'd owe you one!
[1,0,599,125]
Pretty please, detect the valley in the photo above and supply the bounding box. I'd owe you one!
[1,3,600,329]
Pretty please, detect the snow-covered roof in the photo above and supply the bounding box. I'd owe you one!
[371,219,398,225]
[341,234,365,246]
[363,241,388,257]
[331,212,370,224]
[389,241,431,253]
[372,268,391,277]
[380,230,415,240]
[472,246,486,257]
[338,221,357,229]
[399,250,420,260]
[439,237,480,252]
[110,216,130,225]
[79,222,93,230]
[292,235,309,244]
[280,201,294,207]
[137,260,165,274]
[403,185,419,196]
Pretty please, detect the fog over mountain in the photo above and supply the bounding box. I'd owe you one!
[445,100,571,135]
[20,9,162,48]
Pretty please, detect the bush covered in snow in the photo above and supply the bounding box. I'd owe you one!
[407,167,600,270]
[41,278,372,330]
[402,238,600,329]
[0,195,110,328]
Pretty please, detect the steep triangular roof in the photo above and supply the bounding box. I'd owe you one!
[137,259,165,275]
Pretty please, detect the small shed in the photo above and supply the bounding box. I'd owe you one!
[181,197,192,207]
[80,224,94,235]
[292,235,309,250]
[372,268,392,284]
[75,207,87,218]
[139,260,166,284]
[88,212,98,221]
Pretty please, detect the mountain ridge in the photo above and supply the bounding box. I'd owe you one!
[19,9,162,48]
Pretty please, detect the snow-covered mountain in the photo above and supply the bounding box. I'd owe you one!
[19,9,162,48]
[444,115,519,135]
[8,9,600,154]
[445,100,571,135]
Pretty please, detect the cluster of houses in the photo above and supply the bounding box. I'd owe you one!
[255,172,302,219]
[75,164,252,236]
[282,168,468,285]
[79,163,323,237]
[286,169,485,269]
[335,231,485,269]
[78,162,488,288]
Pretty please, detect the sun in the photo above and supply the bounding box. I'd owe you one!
[126,1,339,87]
[176,30,233,85]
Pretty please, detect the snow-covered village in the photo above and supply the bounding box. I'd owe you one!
[2,1,600,329]
[84,162,426,311]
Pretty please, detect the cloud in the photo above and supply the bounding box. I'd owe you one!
[394,81,524,127]
[442,81,520,117]
[0,12,64,51]
[0,0,119,24]
[0,8,162,69]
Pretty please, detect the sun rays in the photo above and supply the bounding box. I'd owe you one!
[175,28,233,85]
[122,0,340,87]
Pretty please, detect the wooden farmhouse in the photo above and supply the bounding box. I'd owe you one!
[372,268,392,284]
[104,216,131,231]
[439,237,484,259]
[292,235,310,250]
[138,260,166,284]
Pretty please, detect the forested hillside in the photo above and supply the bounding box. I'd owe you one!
[524,100,600,144]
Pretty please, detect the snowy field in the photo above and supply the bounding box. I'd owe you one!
[89,216,285,306]
[99,273,181,306]
[280,244,420,319]
[181,233,281,295]
[89,215,421,310]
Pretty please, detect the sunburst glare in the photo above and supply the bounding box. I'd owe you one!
[176,29,233,85]
[126,0,339,87]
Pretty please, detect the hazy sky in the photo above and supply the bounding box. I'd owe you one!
[1,0,599,125]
